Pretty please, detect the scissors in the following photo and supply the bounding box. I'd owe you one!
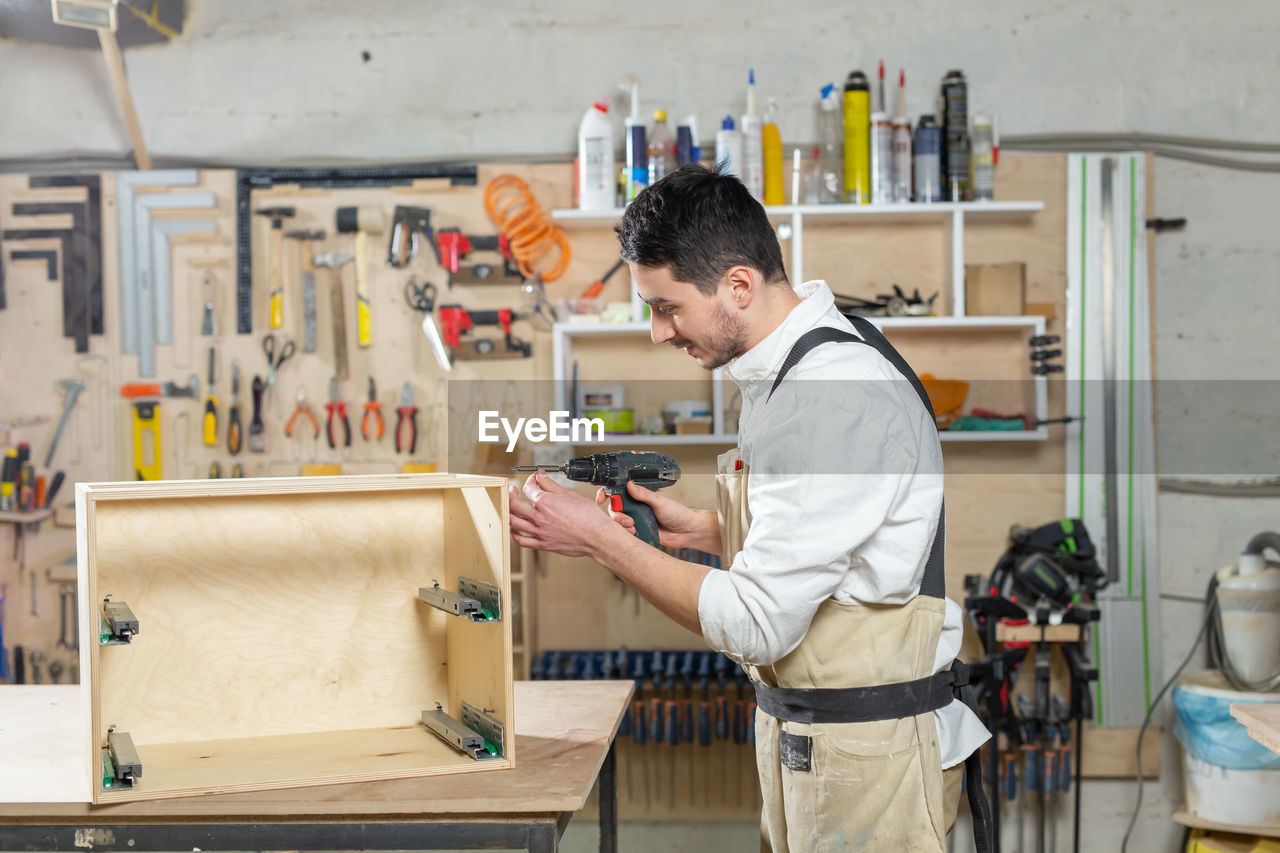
[262,333,296,396]
[404,278,452,373]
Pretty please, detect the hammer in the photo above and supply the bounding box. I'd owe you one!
[334,205,385,348]
[285,229,326,353]
[255,206,296,330]
[44,379,85,468]
[315,252,354,382]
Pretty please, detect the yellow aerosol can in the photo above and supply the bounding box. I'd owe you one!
[842,70,871,203]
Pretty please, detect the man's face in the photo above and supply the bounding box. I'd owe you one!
[630,264,749,371]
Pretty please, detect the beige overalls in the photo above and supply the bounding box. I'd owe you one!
[714,320,985,853]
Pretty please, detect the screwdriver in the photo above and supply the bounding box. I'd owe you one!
[747,695,758,808]
[697,651,713,807]
[714,653,729,804]
[680,652,695,799]
[633,697,649,809]
[733,678,747,806]
[649,653,664,805]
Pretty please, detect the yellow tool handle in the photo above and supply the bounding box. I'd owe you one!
[269,227,285,329]
[203,397,218,446]
[131,401,162,481]
[355,231,371,347]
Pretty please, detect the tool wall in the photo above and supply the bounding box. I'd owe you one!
[0,163,582,680]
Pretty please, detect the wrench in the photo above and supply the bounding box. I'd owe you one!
[30,650,43,684]
[49,660,64,684]
[44,379,85,468]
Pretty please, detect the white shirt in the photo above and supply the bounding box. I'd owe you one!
[697,279,990,769]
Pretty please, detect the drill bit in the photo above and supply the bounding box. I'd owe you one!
[511,465,564,472]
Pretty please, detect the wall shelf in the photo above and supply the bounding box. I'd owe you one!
[553,199,1044,320]
[552,313,1050,446]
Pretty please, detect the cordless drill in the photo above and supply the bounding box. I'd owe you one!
[513,451,680,547]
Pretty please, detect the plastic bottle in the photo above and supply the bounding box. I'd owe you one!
[715,115,742,178]
[817,84,843,204]
[762,97,785,206]
[577,101,615,210]
[647,110,677,184]
[970,112,996,201]
[740,69,765,201]
[800,147,822,205]
[623,78,647,203]
[842,70,871,203]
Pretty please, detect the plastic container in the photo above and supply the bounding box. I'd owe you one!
[913,115,943,203]
[762,98,785,206]
[576,101,615,211]
[1174,670,1280,828]
[623,78,647,203]
[647,110,677,184]
[817,84,844,204]
[715,115,742,178]
[892,116,912,203]
[741,69,765,200]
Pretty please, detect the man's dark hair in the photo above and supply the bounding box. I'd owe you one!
[616,163,788,296]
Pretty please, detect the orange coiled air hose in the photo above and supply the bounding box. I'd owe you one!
[484,174,571,283]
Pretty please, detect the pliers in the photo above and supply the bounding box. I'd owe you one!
[285,386,319,439]
[325,377,351,449]
[362,376,384,441]
[395,381,418,454]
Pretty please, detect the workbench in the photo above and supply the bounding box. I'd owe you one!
[0,680,632,853]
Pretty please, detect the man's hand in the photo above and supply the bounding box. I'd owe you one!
[510,469,620,558]
[596,480,721,554]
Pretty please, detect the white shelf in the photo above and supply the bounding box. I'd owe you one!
[940,429,1048,443]
[570,433,738,447]
[571,429,1045,447]
[552,200,1044,227]
[554,315,1045,336]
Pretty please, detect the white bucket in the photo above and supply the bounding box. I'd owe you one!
[1177,671,1280,828]
[1183,753,1280,828]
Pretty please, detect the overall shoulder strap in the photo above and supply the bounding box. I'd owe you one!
[766,326,866,403]
[766,317,946,600]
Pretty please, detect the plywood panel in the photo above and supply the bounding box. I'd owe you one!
[444,485,515,761]
[80,474,509,802]
[92,489,449,744]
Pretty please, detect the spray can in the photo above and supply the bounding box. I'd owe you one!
[741,69,765,200]
[913,115,942,203]
[869,111,892,204]
[623,78,647,203]
[763,97,785,206]
[716,115,743,178]
[817,84,843,203]
[576,100,615,210]
[842,70,871,203]
[970,112,996,201]
[941,69,969,201]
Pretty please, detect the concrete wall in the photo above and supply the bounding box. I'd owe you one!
[4,2,1279,849]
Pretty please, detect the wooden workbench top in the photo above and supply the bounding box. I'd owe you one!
[1231,703,1280,757]
[0,680,633,818]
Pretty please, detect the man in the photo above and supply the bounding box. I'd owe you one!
[510,164,991,851]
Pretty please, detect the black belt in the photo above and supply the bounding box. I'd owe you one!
[753,660,994,853]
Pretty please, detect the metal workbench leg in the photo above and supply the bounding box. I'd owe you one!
[528,822,557,853]
[599,741,618,853]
